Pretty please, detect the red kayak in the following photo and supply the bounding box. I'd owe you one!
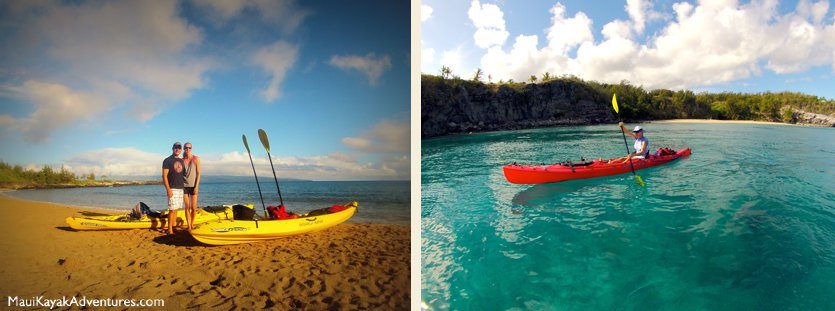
[503,148,691,184]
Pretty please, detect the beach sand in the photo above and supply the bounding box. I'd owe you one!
[648,119,796,126]
[0,194,409,309]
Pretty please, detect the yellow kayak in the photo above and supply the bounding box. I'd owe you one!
[190,203,357,245]
[65,205,238,230]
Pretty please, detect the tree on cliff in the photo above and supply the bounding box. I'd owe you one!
[529,75,537,83]
[542,72,552,82]
[440,66,451,79]
[472,68,483,82]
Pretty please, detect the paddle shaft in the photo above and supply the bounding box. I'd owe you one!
[264,152,284,206]
[245,149,268,215]
[618,121,639,176]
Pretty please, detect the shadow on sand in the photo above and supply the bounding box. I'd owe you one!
[152,230,204,247]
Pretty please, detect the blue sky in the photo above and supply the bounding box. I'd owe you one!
[421,0,835,99]
[0,0,409,180]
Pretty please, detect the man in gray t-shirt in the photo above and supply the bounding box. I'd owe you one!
[162,142,186,234]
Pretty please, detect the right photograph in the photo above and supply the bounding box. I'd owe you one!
[420,1,835,310]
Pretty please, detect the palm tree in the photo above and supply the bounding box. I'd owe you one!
[542,72,551,82]
[440,66,452,79]
[472,68,483,82]
[529,75,537,83]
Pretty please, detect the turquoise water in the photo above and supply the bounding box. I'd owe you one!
[9,180,409,224]
[422,123,835,310]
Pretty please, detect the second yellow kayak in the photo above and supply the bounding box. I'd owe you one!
[66,205,240,230]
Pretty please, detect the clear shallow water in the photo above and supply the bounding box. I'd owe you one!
[9,180,409,224]
[422,123,835,310]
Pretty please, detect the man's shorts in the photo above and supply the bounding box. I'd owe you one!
[168,188,184,211]
[184,187,195,195]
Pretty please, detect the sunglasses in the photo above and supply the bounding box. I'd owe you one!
[174,146,182,149]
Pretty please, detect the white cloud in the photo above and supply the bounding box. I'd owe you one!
[64,148,164,177]
[61,147,408,181]
[201,151,407,180]
[422,4,434,22]
[253,41,299,102]
[329,53,392,86]
[625,0,663,34]
[0,81,110,142]
[342,119,410,153]
[194,0,248,18]
[59,118,411,180]
[421,46,436,73]
[193,0,309,32]
[0,1,212,141]
[440,48,466,76]
[468,0,509,48]
[456,0,835,91]
[546,3,594,54]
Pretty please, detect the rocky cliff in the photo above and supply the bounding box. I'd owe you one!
[422,76,614,138]
[790,109,835,127]
[422,75,835,138]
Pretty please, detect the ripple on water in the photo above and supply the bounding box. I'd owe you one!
[422,123,835,310]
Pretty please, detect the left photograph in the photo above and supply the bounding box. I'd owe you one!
[0,1,410,309]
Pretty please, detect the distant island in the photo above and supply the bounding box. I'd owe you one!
[422,73,835,138]
[0,160,160,190]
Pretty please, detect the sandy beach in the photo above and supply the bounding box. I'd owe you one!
[0,194,409,309]
[648,119,797,126]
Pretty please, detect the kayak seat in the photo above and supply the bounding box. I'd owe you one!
[203,205,228,213]
[558,160,594,167]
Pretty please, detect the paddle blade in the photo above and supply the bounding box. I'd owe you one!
[612,93,619,114]
[242,134,250,153]
[635,174,645,187]
[258,129,270,153]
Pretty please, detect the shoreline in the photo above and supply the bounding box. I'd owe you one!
[647,119,799,126]
[0,194,409,309]
[0,179,161,190]
[0,191,410,225]
[422,118,831,140]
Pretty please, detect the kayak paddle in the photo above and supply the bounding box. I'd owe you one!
[243,134,268,216]
[257,129,285,206]
[612,94,645,187]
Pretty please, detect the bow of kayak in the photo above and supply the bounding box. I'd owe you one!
[503,148,691,184]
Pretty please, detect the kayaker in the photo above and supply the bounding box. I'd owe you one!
[162,142,186,234]
[182,142,201,230]
[612,121,649,163]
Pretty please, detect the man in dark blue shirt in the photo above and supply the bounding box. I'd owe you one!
[162,142,186,234]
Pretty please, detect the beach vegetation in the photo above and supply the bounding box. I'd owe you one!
[472,68,483,82]
[0,160,156,189]
[422,73,835,123]
[440,66,452,79]
[0,161,76,184]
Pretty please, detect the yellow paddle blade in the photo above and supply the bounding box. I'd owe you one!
[612,93,619,114]
[635,174,645,187]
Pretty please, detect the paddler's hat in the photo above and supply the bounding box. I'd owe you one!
[631,126,643,132]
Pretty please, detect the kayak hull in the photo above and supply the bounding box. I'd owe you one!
[65,206,234,230]
[503,148,691,184]
[190,206,357,246]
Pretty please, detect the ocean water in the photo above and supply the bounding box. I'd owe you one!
[422,123,835,310]
[9,180,409,224]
